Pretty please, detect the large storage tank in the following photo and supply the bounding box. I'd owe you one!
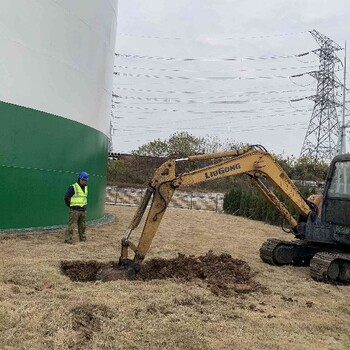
[0,0,118,229]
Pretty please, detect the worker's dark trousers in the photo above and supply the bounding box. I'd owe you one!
[65,210,87,243]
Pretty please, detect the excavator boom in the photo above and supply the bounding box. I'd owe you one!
[118,145,316,271]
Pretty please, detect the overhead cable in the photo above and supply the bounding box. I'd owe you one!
[115,64,317,75]
[115,52,296,62]
[113,110,312,128]
[113,86,313,96]
[114,103,312,115]
[115,71,291,82]
[113,93,311,105]
[117,31,308,42]
[114,121,308,137]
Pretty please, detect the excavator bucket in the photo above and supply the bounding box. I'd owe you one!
[96,259,140,282]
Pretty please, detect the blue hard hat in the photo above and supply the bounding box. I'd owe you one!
[78,171,89,181]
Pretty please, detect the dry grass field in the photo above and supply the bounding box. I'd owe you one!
[1,205,349,350]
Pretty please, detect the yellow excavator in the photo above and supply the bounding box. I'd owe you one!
[117,145,350,283]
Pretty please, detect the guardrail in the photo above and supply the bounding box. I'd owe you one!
[106,186,224,212]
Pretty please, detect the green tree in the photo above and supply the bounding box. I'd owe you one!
[132,139,169,158]
[273,154,328,182]
[167,132,205,158]
[132,132,205,158]
[292,156,328,181]
[132,132,246,158]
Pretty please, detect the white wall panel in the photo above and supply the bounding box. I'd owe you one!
[0,0,118,135]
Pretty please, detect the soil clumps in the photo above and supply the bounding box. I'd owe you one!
[61,251,261,296]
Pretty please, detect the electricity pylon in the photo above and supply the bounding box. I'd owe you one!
[299,30,343,162]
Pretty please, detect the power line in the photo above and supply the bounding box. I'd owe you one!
[113,109,312,128]
[117,31,308,42]
[114,93,312,105]
[114,121,309,137]
[113,85,313,96]
[115,71,293,82]
[116,52,297,62]
[114,103,312,115]
[115,64,317,75]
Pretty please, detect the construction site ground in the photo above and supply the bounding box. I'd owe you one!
[0,205,349,350]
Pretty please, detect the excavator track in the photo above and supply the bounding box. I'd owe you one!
[310,252,350,283]
[260,238,318,266]
[260,238,297,265]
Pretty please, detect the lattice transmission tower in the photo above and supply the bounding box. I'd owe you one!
[299,30,343,162]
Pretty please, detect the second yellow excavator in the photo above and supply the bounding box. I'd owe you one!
[116,145,350,283]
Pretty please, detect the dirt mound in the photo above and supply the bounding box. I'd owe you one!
[137,251,260,295]
[60,251,261,297]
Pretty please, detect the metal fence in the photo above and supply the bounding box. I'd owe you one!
[106,186,224,212]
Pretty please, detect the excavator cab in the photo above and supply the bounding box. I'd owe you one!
[261,154,350,283]
[322,155,350,229]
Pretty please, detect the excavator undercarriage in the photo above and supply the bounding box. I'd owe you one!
[260,238,350,283]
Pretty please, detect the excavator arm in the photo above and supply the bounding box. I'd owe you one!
[119,145,316,275]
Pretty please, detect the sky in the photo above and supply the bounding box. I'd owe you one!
[111,0,350,157]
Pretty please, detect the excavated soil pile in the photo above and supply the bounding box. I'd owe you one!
[137,251,261,296]
[61,251,261,296]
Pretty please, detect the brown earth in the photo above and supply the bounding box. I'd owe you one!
[60,251,261,297]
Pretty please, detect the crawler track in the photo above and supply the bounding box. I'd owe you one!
[260,238,350,283]
[260,238,314,266]
[260,238,294,265]
[310,252,350,283]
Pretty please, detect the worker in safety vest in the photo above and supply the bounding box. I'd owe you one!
[64,171,89,244]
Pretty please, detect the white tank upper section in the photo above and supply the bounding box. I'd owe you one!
[0,0,118,135]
